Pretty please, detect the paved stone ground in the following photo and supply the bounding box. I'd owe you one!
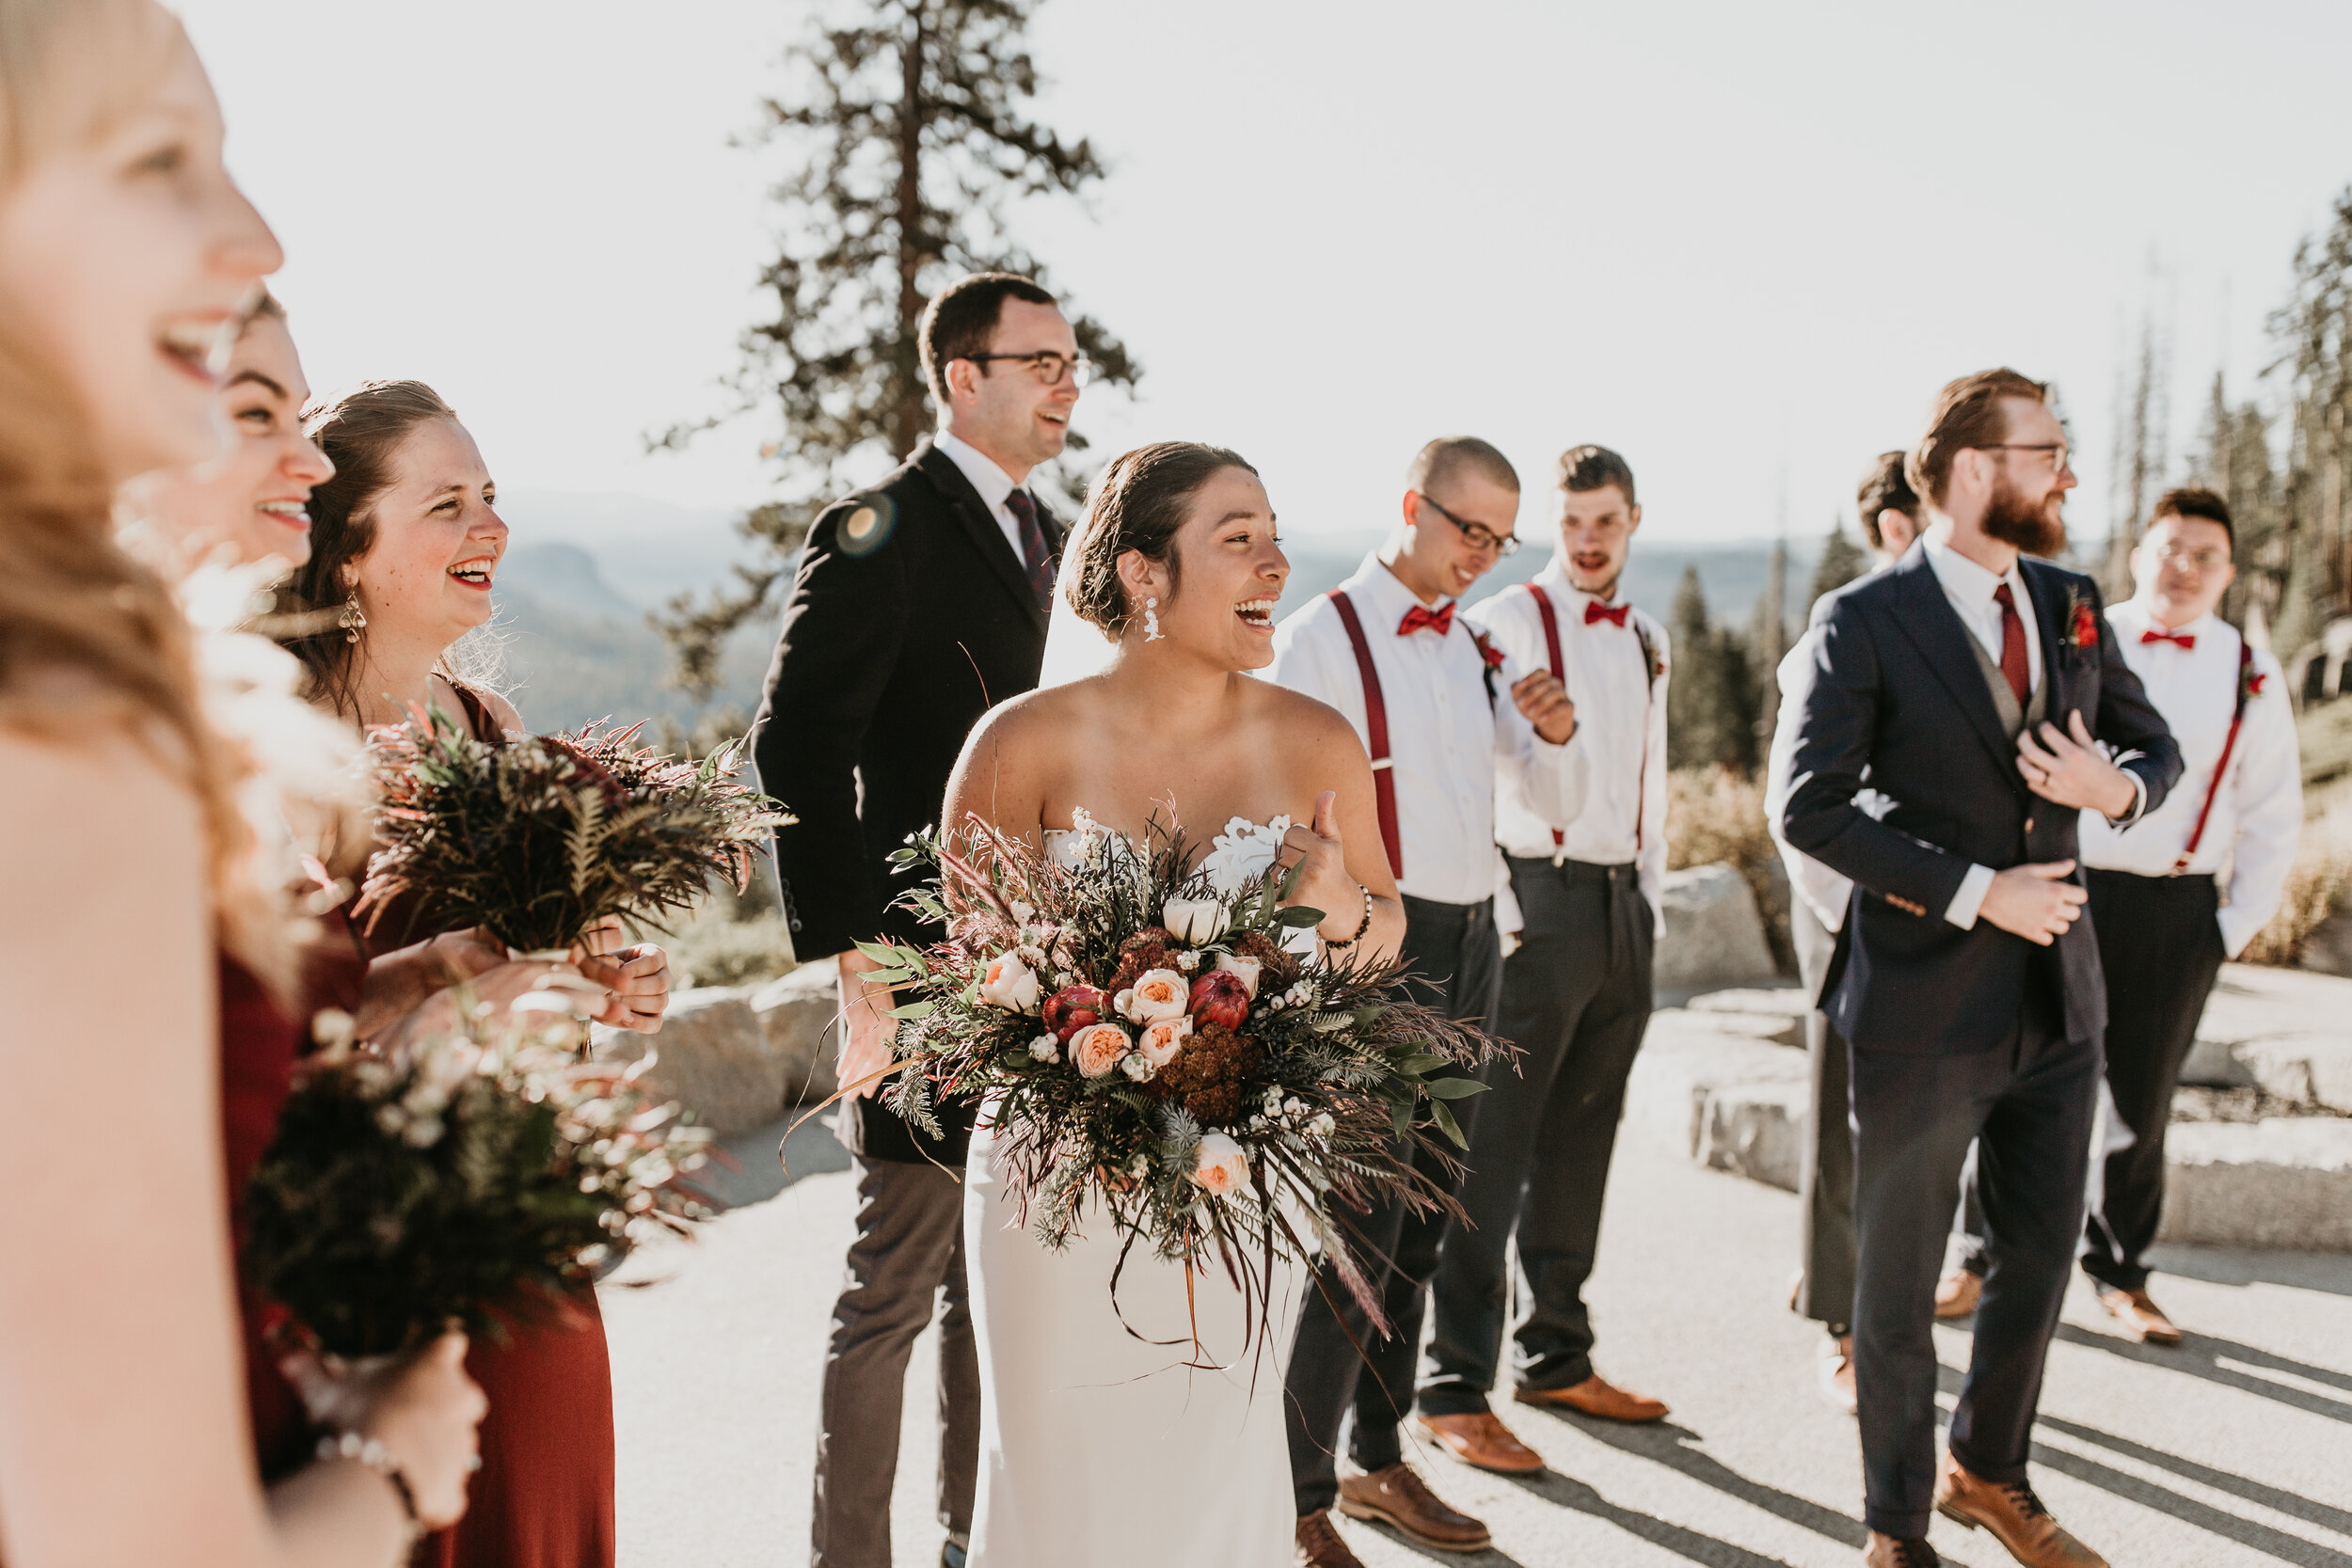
[603,1114,2352,1567]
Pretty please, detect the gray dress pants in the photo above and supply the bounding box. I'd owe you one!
[811,1152,980,1568]
[1420,856,1654,1415]
[1791,898,1857,1331]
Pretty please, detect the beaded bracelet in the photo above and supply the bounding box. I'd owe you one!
[316,1430,421,1535]
[1323,883,1374,950]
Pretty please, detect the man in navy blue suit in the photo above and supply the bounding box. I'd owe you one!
[1783,369,2180,1568]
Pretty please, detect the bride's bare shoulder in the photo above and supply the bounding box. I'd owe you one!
[965,680,1094,755]
[1245,677,1363,752]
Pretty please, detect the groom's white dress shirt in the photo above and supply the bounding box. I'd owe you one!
[933,426,1032,561]
[1267,554,1587,907]
[2078,599,2299,957]
[1468,559,1670,936]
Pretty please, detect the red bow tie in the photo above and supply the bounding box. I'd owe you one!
[1399,603,1455,638]
[1585,599,1630,627]
[2140,627,2195,649]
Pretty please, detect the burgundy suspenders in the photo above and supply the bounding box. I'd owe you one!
[2172,638,2256,876]
[1527,582,1656,864]
[1326,590,1405,879]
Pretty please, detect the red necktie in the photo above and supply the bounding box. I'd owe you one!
[1993,582,2030,705]
[2140,626,2196,649]
[1585,599,1630,627]
[1398,602,1454,637]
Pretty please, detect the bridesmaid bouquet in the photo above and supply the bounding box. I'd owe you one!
[862,813,1503,1343]
[356,706,791,952]
[244,1005,713,1358]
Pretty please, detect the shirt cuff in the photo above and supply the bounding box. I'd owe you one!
[1946,863,1995,929]
[2106,771,2148,828]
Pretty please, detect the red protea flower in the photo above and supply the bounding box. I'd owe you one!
[1188,969,1250,1032]
[1041,985,1109,1042]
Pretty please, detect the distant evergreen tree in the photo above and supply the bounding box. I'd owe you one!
[1809,520,1869,613]
[2270,186,2352,670]
[652,0,1138,699]
[1665,566,1758,771]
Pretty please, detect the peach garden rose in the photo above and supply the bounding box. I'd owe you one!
[1190,1132,1249,1196]
[1115,968,1190,1026]
[1136,1015,1191,1068]
[1069,1021,1133,1080]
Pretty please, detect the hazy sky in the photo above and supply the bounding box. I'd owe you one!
[180,0,2352,563]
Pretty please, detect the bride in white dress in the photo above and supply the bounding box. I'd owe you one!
[939,442,1406,1568]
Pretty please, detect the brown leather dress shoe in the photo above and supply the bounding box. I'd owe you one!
[1933,1268,1982,1319]
[1864,1531,1942,1566]
[1415,1411,1546,1474]
[1513,1371,1669,1422]
[1819,1333,1857,1415]
[1295,1508,1366,1568]
[1935,1454,2108,1566]
[2097,1285,2183,1345]
[1338,1461,1492,1552]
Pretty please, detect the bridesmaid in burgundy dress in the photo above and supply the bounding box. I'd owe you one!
[0,10,486,1567]
[276,377,673,1568]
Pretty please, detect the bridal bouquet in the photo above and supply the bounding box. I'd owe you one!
[244,1005,713,1358]
[863,813,1502,1339]
[356,706,792,952]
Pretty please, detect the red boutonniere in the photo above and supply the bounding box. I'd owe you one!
[1470,629,1505,671]
[2061,588,2098,651]
[2245,667,2268,700]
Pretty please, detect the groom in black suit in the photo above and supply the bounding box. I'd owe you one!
[753,272,1081,1568]
[1783,370,2177,1568]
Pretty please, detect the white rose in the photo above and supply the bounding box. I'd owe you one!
[1161,896,1229,946]
[1213,953,1263,999]
[1115,968,1190,1025]
[1190,1132,1250,1197]
[1137,1015,1191,1067]
[977,951,1042,1013]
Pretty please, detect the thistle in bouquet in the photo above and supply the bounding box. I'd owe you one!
[356,704,793,954]
[864,811,1507,1343]
[243,1000,715,1359]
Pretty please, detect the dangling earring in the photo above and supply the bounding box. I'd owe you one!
[1143,595,1164,642]
[339,591,368,644]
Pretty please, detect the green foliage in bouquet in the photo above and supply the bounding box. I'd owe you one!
[864,813,1508,1346]
[358,705,792,953]
[244,1006,713,1358]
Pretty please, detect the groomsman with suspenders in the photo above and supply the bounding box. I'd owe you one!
[1785,370,2179,1568]
[1937,487,2298,1346]
[1765,452,1923,1412]
[1267,436,1585,1568]
[1418,445,1675,1470]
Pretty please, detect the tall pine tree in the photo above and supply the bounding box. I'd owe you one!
[654,0,1138,699]
[2271,186,2352,669]
[1665,566,1758,772]
[1809,518,1868,613]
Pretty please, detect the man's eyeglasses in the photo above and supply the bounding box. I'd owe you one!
[963,350,1094,388]
[1979,443,2071,474]
[1417,493,1521,557]
[2151,542,2231,572]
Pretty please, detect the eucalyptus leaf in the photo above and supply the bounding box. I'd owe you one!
[1275,906,1327,928]
[1424,1078,1489,1100]
[888,1001,936,1020]
[1431,1098,1466,1148]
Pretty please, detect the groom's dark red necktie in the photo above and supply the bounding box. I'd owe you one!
[1004,489,1055,612]
[1993,582,2030,705]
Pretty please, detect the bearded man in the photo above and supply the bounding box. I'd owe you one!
[1782,369,2179,1568]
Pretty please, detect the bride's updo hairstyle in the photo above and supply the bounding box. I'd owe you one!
[276,378,462,717]
[1067,440,1257,638]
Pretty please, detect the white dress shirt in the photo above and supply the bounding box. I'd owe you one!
[1468,559,1670,935]
[2079,600,2300,957]
[1267,555,1587,906]
[933,426,1031,561]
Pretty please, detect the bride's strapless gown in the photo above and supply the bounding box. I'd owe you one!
[965,816,1308,1568]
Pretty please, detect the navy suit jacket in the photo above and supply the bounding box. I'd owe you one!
[1780,549,2181,1053]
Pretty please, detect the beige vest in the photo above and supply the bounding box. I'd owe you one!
[1964,617,2047,738]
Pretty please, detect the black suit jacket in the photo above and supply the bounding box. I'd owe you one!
[1781,550,2181,1053]
[752,436,1061,1162]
